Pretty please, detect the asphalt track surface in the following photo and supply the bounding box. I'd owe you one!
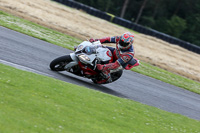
[1,26,200,120]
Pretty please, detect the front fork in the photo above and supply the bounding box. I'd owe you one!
[64,53,79,71]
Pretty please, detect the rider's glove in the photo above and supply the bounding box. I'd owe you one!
[89,38,98,42]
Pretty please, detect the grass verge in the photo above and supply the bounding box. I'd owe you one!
[132,62,200,94]
[0,10,82,50]
[0,10,200,94]
[0,63,200,133]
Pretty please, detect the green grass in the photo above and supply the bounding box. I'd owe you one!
[0,10,200,95]
[0,63,200,133]
[0,11,82,50]
[132,61,200,94]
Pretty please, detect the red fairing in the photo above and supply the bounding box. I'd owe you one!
[106,50,113,63]
[78,61,98,75]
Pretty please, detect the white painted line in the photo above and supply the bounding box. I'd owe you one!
[0,59,52,77]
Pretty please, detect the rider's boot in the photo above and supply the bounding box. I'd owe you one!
[96,61,120,84]
[96,70,112,84]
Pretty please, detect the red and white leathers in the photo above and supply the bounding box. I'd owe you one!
[90,32,139,84]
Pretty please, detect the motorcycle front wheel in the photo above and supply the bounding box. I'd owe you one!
[50,55,72,71]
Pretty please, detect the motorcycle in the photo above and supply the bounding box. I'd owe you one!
[50,41,138,84]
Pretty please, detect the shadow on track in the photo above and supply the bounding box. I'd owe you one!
[56,72,127,99]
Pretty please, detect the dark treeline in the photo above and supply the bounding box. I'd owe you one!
[75,0,200,46]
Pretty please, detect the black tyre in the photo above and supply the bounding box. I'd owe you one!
[50,55,72,71]
[110,70,123,82]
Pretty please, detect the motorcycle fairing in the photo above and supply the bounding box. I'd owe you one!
[78,61,98,76]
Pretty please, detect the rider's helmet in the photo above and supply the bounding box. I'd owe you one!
[118,32,134,50]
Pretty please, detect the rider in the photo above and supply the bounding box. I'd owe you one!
[89,32,139,84]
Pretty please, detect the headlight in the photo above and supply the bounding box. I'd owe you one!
[77,45,84,50]
[78,54,90,61]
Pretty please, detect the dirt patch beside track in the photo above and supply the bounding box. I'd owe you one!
[0,0,200,81]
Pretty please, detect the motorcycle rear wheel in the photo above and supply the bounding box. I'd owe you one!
[50,55,72,71]
[111,70,123,82]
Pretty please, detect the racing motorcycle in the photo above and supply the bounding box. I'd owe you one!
[50,41,137,84]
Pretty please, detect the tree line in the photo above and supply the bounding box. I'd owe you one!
[75,0,200,47]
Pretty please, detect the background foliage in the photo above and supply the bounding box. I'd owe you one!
[75,0,200,46]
